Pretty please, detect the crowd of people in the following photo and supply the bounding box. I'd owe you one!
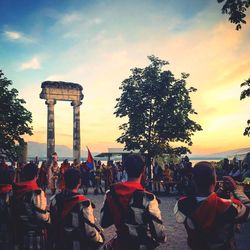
[0,153,250,250]
[0,153,128,196]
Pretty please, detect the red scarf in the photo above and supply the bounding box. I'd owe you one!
[0,184,12,194]
[61,195,88,219]
[194,192,233,229]
[13,180,40,199]
[112,181,144,206]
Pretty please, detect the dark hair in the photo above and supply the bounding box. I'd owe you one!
[64,169,81,189]
[123,154,145,178]
[0,169,13,184]
[192,161,216,193]
[22,163,39,181]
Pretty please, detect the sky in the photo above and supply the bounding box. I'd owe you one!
[0,0,249,155]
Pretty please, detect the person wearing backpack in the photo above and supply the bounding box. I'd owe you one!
[0,168,14,250]
[11,163,50,250]
[100,154,166,250]
[174,161,250,250]
[50,168,104,250]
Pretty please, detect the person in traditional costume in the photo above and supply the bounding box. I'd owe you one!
[48,152,60,195]
[175,161,250,250]
[50,168,104,250]
[101,154,166,250]
[0,168,14,250]
[58,159,70,191]
[11,163,50,250]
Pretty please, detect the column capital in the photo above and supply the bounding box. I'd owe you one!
[71,100,82,107]
[45,99,56,106]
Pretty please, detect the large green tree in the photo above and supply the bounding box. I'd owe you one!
[240,77,250,136]
[218,0,250,30]
[114,55,202,173]
[0,70,33,161]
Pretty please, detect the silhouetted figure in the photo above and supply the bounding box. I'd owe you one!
[11,163,50,250]
[175,161,250,250]
[50,169,104,250]
[101,154,166,250]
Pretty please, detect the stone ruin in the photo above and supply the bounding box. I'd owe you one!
[40,81,84,162]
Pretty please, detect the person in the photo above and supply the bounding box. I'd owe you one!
[152,162,163,193]
[80,162,90,195]
[37,160,48,191]
[50,168,104,250]
[162,164,174,194]
[48,152,60,195]
[94,164,104,195]
[101,154,166,250]
[58,159,70,191]
[71,158,80,169]
[174,161,250,250]
[103,162,113,190]
[11,163,50,250]
[0,168,14,250]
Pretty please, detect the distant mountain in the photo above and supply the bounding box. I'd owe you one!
[28,141,72,157]
[28,142,250,161]
[27,141,100,159]
[189,148,250,159]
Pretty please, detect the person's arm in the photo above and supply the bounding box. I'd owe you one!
[82,200,104,244]
[222,176,250,221]
[33,190,50,223]
[233,185,250,221]
[147,195,166,243]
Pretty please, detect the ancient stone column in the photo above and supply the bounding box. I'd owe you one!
[46,100,56,160]
[72,101,81,161]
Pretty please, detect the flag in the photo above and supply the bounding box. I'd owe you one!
[86,146,94,170]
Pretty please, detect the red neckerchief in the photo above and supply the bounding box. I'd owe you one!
[107,182,145,232]
[61,194,88,219]
[13,180,40,199]
[194,192,232,229]
[112,181,144,207]
[0,184,12,194]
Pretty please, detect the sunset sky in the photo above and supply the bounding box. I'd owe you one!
[0,0,249,155]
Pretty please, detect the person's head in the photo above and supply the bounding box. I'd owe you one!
[64,169,81,190]
[123,154,145,179]
[192,161,216,194]
[41,160,47,168]
[52,152,58,162]
[0,169,13,185]
[22,163,39,181]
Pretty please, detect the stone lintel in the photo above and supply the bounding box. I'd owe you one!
[40,81,84,102]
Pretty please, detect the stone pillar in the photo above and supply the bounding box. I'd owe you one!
[72,101,81,161]
[18,142,28,163]
[46,100,56,161]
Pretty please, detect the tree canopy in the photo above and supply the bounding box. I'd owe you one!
[0,70,33,161]
[240,77,250,136]
[114,55,202,160]
[218,0,250,30]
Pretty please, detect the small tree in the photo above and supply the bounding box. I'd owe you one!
[114,56,202,178]
[217,0,250,30]
[240,77,250,136]
[0,70,33,161]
